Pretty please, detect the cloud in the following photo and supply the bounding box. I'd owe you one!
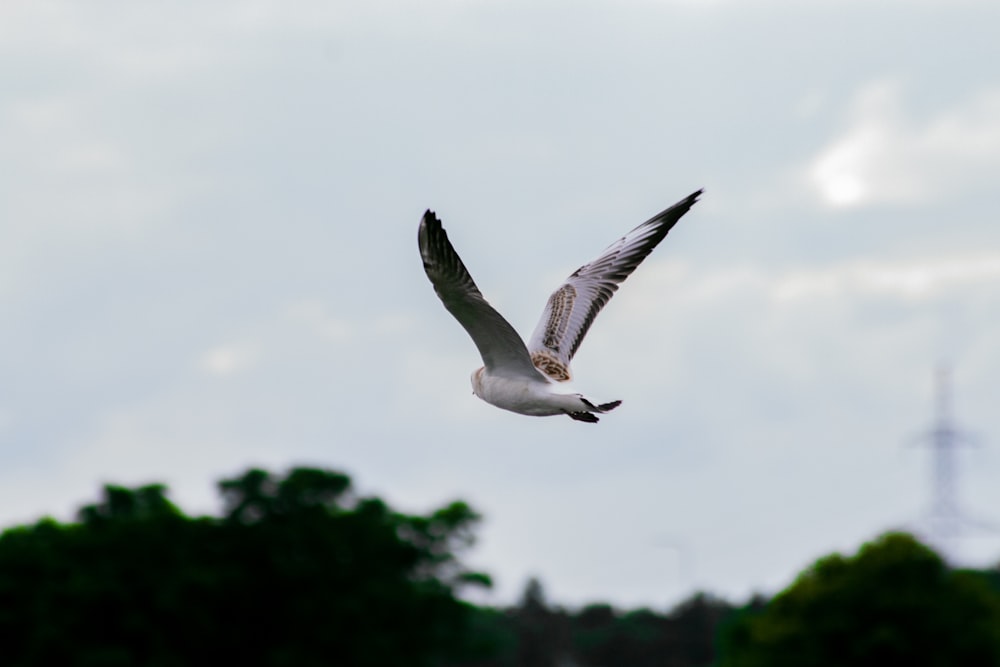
[599,251,1000,407]
[623,252,1000,313]
[200,341,259,376]
[285,300,354,341]
[808,81,1000,207]
[770,255,1000,302]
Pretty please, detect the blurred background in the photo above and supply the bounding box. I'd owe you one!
[3,0,999,617]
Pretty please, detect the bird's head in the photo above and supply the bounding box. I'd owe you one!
[470,367,485,398]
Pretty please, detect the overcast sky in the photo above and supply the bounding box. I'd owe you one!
[3,0,1000,609]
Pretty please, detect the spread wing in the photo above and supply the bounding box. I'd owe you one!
[419,210,543,380]
[526,189,702,382]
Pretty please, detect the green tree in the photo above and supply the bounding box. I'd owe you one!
[452,585,734,667]
[566,593,731,667]
[512,578,573,667]
[718,532,1000,667]
[0,466,490,667]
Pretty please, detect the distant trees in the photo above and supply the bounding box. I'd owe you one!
[449,579,734,667]
[0,467,490,667]
[717,532,1000,667]
[3,467,999,667]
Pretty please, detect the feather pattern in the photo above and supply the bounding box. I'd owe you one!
[526,189,702,381]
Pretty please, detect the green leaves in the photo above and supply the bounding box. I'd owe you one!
[219,467,354,524]
[77,483,184,524]
[718,533,1000,667]
[0,466,489,667]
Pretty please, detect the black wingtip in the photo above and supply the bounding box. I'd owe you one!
[419,209,442,243]
[679,188,704,210]
[418,210,440,265]
[672,188,704,211]
[642,188,704,230]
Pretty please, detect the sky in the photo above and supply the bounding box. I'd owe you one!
[3,0,1000,609]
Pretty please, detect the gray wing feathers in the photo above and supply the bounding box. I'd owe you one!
[527,189,702,380]
[419,210,541,378]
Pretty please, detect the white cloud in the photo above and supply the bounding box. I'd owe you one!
[809,81,1000,207]
[4,95,126,175]
[621,253,1000,317]
[793,88,829,120]
[771,255,1000,302]
[285,300,353,341]
[200,341,259,376]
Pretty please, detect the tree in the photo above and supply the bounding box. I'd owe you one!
[718,532,1000,667]
[0,466,490,667]
[452,585,735,667]
[512,578,574,667]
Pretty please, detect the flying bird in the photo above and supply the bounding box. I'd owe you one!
[418,190,702,422]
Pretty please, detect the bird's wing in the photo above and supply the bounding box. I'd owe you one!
[526,189,702,382]
[419,210,542,380]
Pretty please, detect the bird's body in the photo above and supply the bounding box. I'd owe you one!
[419,190,701,422]
[470,367,621,422]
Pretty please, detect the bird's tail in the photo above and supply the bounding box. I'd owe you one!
[567,397,622,423]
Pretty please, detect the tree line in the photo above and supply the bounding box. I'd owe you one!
[0,466,998,666]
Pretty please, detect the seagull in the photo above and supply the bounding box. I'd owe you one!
[418,190,702,423]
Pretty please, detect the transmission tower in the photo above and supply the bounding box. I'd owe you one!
[913,367,992,561]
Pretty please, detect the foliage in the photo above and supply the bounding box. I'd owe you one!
[717,532,1000,667]
[447,580,734,667]
[4,470,999,667]
[0,467,490,667]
